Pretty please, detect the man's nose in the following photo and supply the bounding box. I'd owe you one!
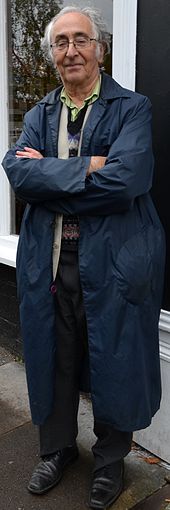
[65,41,79,56]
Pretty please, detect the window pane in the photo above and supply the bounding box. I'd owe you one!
[62,0,113,76]
[7,0,113,233]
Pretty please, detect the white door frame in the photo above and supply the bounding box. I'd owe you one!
[112,0,138,91]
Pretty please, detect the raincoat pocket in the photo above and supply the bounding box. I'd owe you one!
[114,225,159,305]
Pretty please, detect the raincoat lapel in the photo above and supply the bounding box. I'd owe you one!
[45,99,62,157]
[81,98,107,154]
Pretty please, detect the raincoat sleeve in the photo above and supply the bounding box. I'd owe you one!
[44,95,154,215]
[2,105,90,203]
[2,95,153,215]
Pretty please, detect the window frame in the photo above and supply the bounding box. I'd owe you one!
[0,0,10,235]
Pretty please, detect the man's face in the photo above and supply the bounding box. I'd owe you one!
[51,12,104,89]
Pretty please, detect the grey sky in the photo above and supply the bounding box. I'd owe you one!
[62,0,113,33]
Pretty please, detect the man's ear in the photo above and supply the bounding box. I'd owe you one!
[97,43,105,64]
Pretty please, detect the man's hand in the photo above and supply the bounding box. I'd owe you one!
[87,156,106,176]
[16,147,44,159]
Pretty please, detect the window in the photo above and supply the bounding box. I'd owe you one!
[0,0,137,265]
[8,0,113,234]
[8,0,64,234]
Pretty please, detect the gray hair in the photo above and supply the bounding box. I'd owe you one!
[41,5,111,62]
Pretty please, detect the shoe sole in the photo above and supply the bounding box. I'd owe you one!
[27,451,79,495]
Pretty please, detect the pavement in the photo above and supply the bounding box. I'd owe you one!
[0,345,170,510]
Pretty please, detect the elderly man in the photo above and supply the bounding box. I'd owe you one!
[2,5,165,509]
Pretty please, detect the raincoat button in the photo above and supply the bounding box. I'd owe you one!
[50,283,57,294]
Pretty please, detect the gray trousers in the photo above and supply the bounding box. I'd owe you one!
[39,250,132,470]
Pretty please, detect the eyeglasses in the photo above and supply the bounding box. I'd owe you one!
[50,35,97,52]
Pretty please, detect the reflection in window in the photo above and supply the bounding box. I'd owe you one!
[7,0,113,233]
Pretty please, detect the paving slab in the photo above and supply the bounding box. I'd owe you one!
[0,361,169,510]
[132,485,170,509]
[0,345,15,366]
[0,362,30,435]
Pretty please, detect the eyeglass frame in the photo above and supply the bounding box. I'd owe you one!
[50,35,98,52]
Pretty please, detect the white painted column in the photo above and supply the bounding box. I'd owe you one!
[112,0,138,90]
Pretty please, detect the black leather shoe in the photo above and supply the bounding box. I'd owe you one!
[89,459,124,509]
[28,445,79,495]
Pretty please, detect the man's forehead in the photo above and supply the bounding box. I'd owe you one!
[52,12,93,36]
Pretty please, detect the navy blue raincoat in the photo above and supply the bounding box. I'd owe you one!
[2,73,165,430]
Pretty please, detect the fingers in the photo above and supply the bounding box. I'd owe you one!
[87,156,107,175]
[16,147,43,159]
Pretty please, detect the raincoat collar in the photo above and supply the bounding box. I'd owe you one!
[38,72,131,106]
